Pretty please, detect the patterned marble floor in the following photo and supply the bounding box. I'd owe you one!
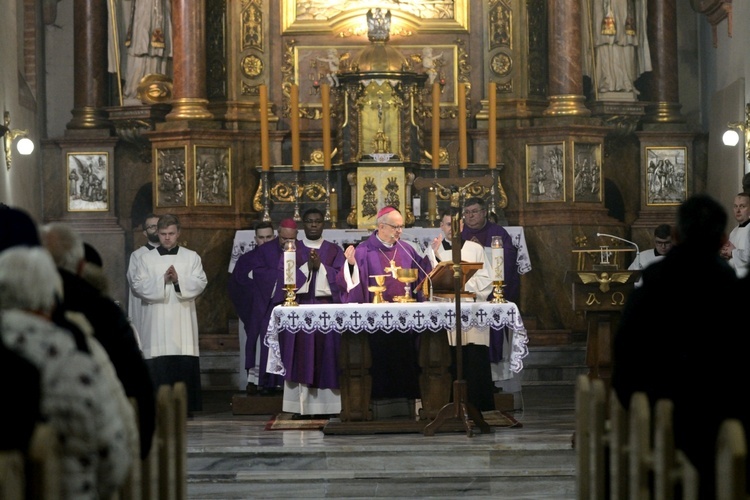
[186,385,577,499]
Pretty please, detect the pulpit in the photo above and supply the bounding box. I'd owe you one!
[566,249,640,391]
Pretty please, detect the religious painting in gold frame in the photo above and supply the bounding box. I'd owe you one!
[282,0,469,35]
[66,152,109,212]
[526,142,565,203]
[645,147,687,206]
[194,146,231,206]
[572,143,602,202]
[356,166,405,228]
[154,147,188,208]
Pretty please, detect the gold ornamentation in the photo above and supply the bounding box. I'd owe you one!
[361,176,378,219]
[241,55,263,78]
[491,53,512,77]
[269,181,327,203]
[136,74,173,104]
[241,0,263,51]
[489,0,512,50]
[578,272,631,293]
[253,177,263,212]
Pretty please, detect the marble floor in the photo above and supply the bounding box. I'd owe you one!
[186,385,578,499]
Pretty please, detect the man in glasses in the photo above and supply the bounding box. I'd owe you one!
[460,197,520,303]
[337,206,432,400]
[127,213,161,345]
[629,224,673,272]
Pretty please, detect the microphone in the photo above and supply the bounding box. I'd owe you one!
[396,241,433,302]
[596,233,641,269]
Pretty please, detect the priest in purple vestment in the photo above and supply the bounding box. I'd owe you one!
[227,221,275,394]
[337,207,433,399]
[297,208,346,304]
[460,197,520,303]
[232,219,308,393]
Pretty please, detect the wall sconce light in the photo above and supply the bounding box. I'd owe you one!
[722,103,750,164]
[1,111,35,170]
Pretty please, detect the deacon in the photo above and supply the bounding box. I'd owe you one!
[127,213,160,345]
[284,208,346,416]
[337,206,432,399]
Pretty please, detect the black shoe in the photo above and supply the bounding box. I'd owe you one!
[246,383,258,395]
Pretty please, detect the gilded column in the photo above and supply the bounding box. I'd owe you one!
[643,0,683,123]
[66,0,109,129]
[167,0,213,120]
[543,0,590,116]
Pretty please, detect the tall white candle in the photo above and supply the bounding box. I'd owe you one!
[284,241,296,286]
[491,235,504,281]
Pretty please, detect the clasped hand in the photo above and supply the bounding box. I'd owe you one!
[164,265,179,284]
[309,249,321,271]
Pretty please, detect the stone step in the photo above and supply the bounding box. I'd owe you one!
[187,442,576,499]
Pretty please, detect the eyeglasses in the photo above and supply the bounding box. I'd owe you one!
[462,208,485,216]
[145,225,158,230]
[303,219,323,225]
[654,240,672,246]
[382,222,405,230]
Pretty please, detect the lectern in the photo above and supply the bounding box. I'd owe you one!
[566,250,640,392]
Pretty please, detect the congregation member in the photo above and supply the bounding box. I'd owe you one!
[234,218,306,394]
[283,208,346,416]
[40,222,153,459]
[460,197,520,303]
[228,220,276,394]
[720,191,750,277]
[0,246,133,497]
[127,213,160,343]
[131,214,208,414]
[337,206,432,399]
[613,194,748,498]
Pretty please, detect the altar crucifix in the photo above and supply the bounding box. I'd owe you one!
[414,174,493,437]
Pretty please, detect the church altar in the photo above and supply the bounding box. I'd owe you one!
[263,301,528,420]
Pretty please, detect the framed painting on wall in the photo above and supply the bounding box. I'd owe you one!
[195,146,231,206]
[645,147,687,206]
[573,143,602,202]
[155,147,188,208]
[526,142,565,203]
[66,152,109,212]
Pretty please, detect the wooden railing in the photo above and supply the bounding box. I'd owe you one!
[0,382,187,500]
[575,374,746,500]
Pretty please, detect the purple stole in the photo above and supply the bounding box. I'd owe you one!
[297,239,345,304]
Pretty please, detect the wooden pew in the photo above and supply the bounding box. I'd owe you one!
[172,382,187,500]
[575,374,607,500]
[716,419,747,500]
[118,397,143,500]
[0,450,24,500]
[26,423,61,500]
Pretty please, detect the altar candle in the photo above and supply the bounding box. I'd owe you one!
[458,83,468,170]
[431,82,440,170]
[291,83,301,171]
[491,235,504,281]
[321,84,332,171]
[427,188,437,218]
[488,82,496,169]
[329,188,338,219]
[260,84,270,171]
[284,241,296,286]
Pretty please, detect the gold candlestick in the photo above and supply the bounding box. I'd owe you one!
[489,280,507,304]
[283,284,298,307]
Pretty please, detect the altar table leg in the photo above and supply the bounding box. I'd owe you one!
[338,331,372,421]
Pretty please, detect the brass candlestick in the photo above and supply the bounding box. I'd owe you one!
[368,274,388,304]
[489,280,507,304]
[283,284,298,307]
[393,268,418,303]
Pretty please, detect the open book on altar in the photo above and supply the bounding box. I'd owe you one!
[418,260,484,299]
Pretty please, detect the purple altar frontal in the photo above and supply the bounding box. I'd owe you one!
[265,301,529,389]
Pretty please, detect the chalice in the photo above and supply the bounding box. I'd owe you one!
[368,274,388,304]
[393,268,418,303]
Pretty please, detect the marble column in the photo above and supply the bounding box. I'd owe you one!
[166,0,213,120]
[543,0,590,116]
[66,0,110,129]
[643,0,683,123]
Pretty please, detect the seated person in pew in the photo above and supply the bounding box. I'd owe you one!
[613,194,750,499]
[283,208,346,416]
[337,207,433,400]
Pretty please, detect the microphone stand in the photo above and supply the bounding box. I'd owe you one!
[424,185,490,437]
[596,233,640,269]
